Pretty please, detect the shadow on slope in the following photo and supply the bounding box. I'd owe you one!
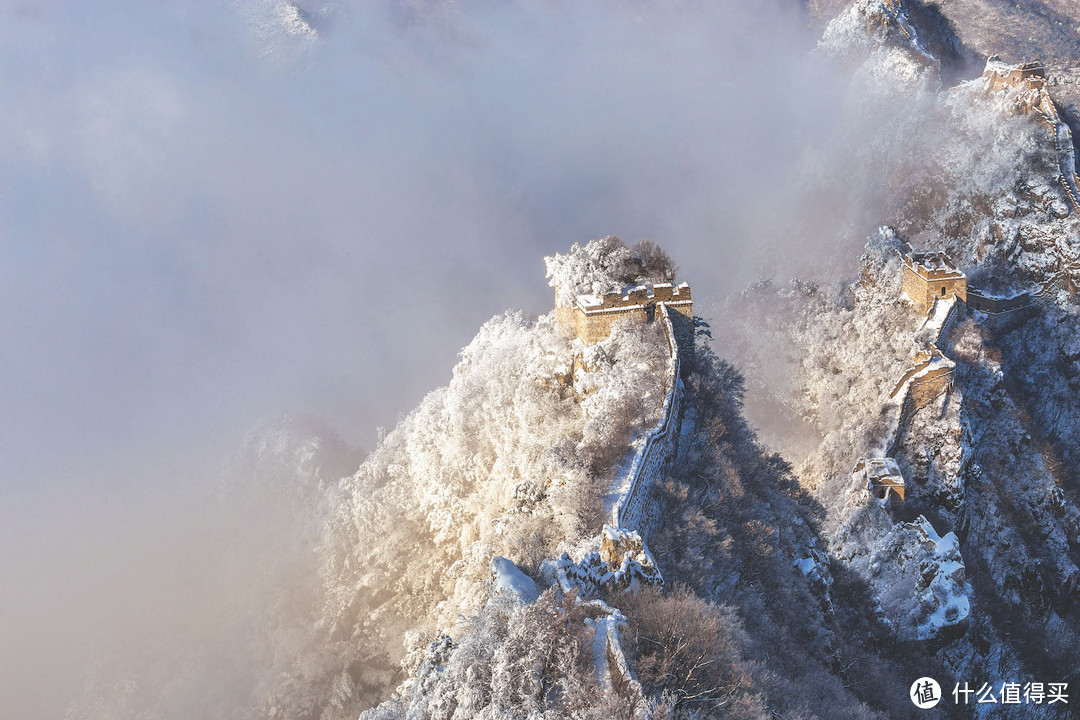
[644,341,953,719]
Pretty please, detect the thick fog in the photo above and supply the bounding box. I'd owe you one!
[0,1,886,717]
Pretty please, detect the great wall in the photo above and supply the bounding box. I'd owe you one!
[860,238,1040,500]
[491,56,1080,711]
[858,245,966,499]
[542,281,692,714]
[548,235,1034,699]
[980,58,1080,300]
[610,304,685,535]
[559,239,1032,695]
[882,296,959,457]
[549,305,681,593]
[855,52,1080,500]
[535,57,1080,692]
[985,58,1080,214]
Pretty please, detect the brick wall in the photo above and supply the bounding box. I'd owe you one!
[967,289,1033,314]
[902,262,967,312]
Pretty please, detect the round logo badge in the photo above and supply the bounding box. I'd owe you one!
[911,677,942,709]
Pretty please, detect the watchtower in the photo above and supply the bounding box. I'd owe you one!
[854,457,906,503]
[555,282,693,345]
[900,247,966,313]
[985,57,1047,92]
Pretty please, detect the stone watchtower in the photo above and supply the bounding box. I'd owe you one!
[555,282,693,346]
[853,457,905,502]
[900,248,966,313]
[985,58,1047,93]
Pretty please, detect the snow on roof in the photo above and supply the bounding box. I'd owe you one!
[573,280,690,312]
[853,456,903,484]
[985,57,1045,78]
[906,251,964,278]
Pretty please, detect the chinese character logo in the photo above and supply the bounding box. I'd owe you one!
[911,677,942,709]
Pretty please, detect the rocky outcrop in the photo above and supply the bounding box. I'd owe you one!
[489,557,539,604]
[854,516,970,641]
[819,0,941,93]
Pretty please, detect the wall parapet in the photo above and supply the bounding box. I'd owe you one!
[881,296,959,468]
[967,288,1034,314]
[558,282,693,346]
[550,303,685,718]
[611,304,684,535]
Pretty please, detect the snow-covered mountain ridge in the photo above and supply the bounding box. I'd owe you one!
[714,1,1080,714]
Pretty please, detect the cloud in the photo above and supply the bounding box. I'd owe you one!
[0,0,857,477]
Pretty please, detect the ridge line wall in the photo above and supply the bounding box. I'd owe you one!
[611,304,684,536]
[986,60,1080,213]
[1033,92,1080,212]
[599,304,683,718]
[884,298,959,456]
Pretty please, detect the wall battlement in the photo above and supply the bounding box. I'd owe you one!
[983,57,1080,214]
[557,282,693,345]
[900,246,967,312]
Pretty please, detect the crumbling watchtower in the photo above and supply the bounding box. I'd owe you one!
[854,457,906,503]
[986,58,1047,93]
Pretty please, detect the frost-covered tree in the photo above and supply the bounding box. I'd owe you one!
[620,587,753,712]
[545,236,679,305]
[261,300,673,717]
[360,590,634,720]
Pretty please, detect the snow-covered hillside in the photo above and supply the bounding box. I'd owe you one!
[714,1,1080,715]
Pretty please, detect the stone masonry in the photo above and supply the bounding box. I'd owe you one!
[556,282,693,345]
[901,247,967,313]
